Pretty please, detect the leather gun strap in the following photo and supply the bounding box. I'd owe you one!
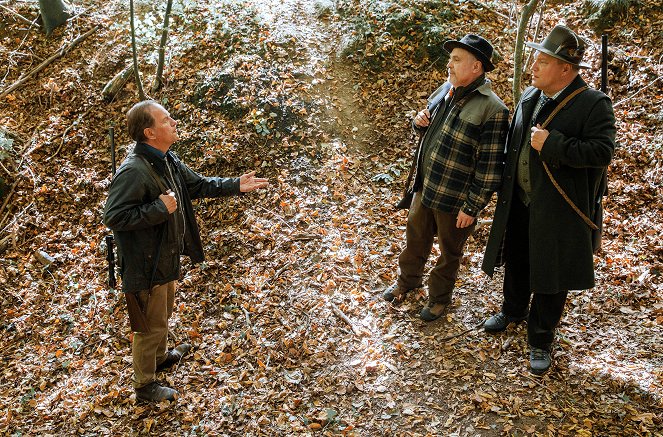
[538,86,598,230]
[539,86,588,131]
[135,153,169,291]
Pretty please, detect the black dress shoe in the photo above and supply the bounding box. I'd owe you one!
[135,381,178,402]
[530,347,552,375]
[483,312,527,332]
[156,343,192,372]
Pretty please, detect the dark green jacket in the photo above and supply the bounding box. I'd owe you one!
[482,75,616,292]
[103,142,240,293]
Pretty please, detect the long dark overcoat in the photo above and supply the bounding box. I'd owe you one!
[482,75,616,293]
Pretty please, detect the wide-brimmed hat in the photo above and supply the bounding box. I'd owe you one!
[526,25,591,69]
[443,34,496,72]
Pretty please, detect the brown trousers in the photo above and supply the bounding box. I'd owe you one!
[132,281,176,388]
[397,192,475,305]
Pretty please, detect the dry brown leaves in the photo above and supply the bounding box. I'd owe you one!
[0,0,661,435]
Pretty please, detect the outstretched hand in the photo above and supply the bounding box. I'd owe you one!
[239,171,269,192]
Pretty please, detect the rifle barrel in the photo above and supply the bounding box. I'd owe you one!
[109,126,116,176]
[601,34,608,94]
[105,235,116,289]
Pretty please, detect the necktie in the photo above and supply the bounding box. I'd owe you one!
[532,94,551,127]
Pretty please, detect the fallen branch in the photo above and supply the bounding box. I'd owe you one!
[438,321,484,342]
[0,4,40,28]
[0,25,99,99]
[613,76,662,108]
[102,64,134,102]
[330,302,360,336]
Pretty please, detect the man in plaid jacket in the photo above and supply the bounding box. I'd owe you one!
[384,34,509,321]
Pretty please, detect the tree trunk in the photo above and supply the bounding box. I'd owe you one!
[38,0,71,35]
[152,0,174,93]
[512,0,541,105]
[130,0,146,101]
[102,64,135,102]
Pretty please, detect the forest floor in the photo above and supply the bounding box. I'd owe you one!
[0,0,661,435]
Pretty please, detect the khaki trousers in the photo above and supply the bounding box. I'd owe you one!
[397,192,475,305]
[132,281,176,388]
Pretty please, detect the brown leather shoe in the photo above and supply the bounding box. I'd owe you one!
[419,303,448,321]
[135,381,178,402]
[156,343,192,372]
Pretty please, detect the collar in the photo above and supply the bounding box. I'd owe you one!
[134,142,168,174]
[551,74,587,103]
[544,83,571,101]
[453,74,487,100]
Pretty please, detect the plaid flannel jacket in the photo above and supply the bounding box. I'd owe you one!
[418,79,509,217]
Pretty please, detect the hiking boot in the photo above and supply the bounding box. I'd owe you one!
[382,284,412,303]
[419,303,448,322]
[483,312,527,332]
[135,381,178,402]
[156,343,192,372]
[529,347,552,375]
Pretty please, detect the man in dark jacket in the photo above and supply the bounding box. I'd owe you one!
[383,34,509,321]
[104,100,268,402]
[482,25,616,375]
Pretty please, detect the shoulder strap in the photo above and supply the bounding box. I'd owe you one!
[134,153,168,291]
[540,86,588,129]
[135,153,168,194]
[539,86,598,230]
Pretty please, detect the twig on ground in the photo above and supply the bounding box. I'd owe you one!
[438,321,484,342]
[613,76,662,108]
[0,178,20,226]
[255,205,295,231]
[330,302,360,336]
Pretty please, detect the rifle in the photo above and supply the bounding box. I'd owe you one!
[592,34,610,253]
[106,126,116,288]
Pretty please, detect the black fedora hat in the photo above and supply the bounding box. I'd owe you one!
[443,34,496,72]
[526,25,591,69]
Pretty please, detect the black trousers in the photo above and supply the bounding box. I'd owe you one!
[502,196,568,352]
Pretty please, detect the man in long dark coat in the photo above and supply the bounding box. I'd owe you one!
[481,25,616,375]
